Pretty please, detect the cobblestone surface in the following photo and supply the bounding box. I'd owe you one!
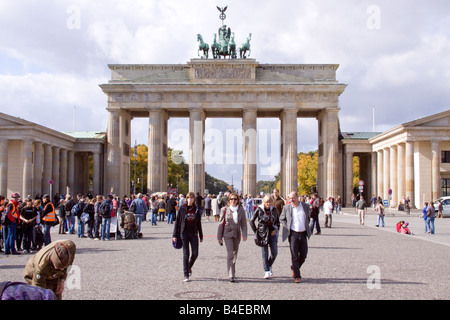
[1,208,449,300]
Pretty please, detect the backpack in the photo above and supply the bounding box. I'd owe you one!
[71,203,80,217]
[100,201,110,218]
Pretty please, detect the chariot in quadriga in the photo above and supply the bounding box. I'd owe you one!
[197,6,252,60]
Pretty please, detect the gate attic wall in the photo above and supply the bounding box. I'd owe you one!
[100,59,347,197]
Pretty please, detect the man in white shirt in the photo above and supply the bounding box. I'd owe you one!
[323,197,333,228]
[280,191,311,283]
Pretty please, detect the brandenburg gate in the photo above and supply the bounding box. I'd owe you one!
[100,59,347,197]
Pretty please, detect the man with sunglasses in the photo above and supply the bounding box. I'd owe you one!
[280,191,311,283]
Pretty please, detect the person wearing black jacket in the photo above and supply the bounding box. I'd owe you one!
[172,192,203,282]
[250,195,280,279]
[166,195,177,224]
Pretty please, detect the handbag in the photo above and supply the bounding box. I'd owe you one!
[172,236,182,249]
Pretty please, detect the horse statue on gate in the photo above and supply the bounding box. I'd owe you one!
[229,32,237,59]
[211,34,219,59]
[239,33,252,59]
[197,34,209,59]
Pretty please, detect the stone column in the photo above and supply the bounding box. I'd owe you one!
[371,152,377,200]
[280,108,298,196]
[92,151,101,195]
[345,151,354,207]
[242,108,257,196]
[383,148,390,203]
[105,109,120,195]
[325,109,340,198]
[431,140,441,201]
[405,141,415,208]
[42,144,52,195]
[189,108,205,195]
[0,139,8,196]
[376,150,383,198]
[67,150,75,195]
[389,145,398,207]
[60,149,68,196]
[22,140,33,198]
[397,143,405,204]
[52,146,60,195]
[33,142,43,196]
[148,110,163,193]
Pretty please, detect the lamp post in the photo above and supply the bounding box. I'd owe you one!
[133,140,137,195]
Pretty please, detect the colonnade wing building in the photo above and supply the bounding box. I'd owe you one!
[0,59,449,210]
[341,109,450,209]
[0,112,105,198]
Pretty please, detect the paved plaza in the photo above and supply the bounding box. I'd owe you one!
[1,208,449,301]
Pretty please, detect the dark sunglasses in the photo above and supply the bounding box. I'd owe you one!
[230,198,238,200]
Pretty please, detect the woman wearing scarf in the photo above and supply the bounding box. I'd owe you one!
[217,193,247,282]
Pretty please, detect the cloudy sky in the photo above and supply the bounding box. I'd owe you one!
[1,0,449,187]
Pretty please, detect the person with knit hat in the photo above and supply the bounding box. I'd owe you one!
[23,239,76,300]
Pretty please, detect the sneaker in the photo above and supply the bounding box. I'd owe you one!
[264,271,271,279]
[269,267,273,277]
[183,276,190,282]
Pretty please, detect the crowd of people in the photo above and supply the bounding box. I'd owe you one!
[2,186,445,299]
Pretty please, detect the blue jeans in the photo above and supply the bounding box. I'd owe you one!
[135,213,144,233]
[151,210,158,225]
[4,222,17,254]
[377,215,385,227]
[101,217,111,240]
[167,212,175,224]
[310,218,321,234]
[43,223,52,246]
[77,217,85,237]
[426,217,435,234]
[67,215,75,234]
[181,233,199,277]
[261,233,278,272]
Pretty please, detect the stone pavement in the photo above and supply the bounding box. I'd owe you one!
[1,210,449,301]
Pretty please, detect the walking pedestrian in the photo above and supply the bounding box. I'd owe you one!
[250,195,279,279]
[173,192,203,282]
[217,193,247,282]
[375,200,385,227]
[212,195,220,222]
[150,196,158,226]
[273,189,285,217]
[280,191,311,283]
[323,197,333,228]
[56,199,66,235]
[204,194,212,222]
[309,193,321,234]
[356,195,367,225]
[426,201,436,234]
[422,202,429,233]
[166,194,177,224]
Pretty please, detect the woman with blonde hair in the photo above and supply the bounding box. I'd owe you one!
[217,192,248,282]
